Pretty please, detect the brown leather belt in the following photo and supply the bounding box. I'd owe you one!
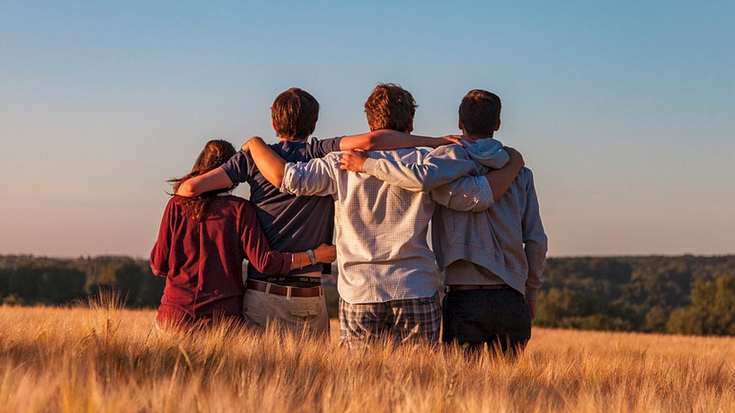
[246,280,322,298]
[446,284,509,293]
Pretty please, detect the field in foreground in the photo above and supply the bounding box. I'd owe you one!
[1,298,734,413]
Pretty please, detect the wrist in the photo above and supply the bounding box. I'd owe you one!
[362,158,378,174]
[306,249,317,265]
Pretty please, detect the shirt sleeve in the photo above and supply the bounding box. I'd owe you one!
[220,150,252,184]
[239,201,292,275]
[361,145,485,193]
[150,200,174,277]
[309,136,344,158]
[281,156,339,197]
[429,175,495,212]
[520,169,547,300]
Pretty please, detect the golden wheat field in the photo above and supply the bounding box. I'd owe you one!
[1,296,734,413]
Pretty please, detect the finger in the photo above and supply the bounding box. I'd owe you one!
[450,137,465,146]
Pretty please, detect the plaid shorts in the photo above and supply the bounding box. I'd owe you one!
[338,292,441,350]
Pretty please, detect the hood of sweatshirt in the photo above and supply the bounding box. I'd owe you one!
[461,138,508,170]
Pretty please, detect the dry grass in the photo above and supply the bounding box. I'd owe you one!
[1,295,734,413]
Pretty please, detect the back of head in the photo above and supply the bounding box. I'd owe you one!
[459,89,502,136]
[364,83,417,132]
[271,88,320,141]
[172,139,238,219]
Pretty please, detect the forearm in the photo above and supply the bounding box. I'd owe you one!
[484,147,524,202]
[176,167,233,197]
[247,136,286,188]
[289,244,336,271]
[339,129,450,151]
[431,175,495,212]
[363,153,482,193]
[281,158,337,197]
[484,162,522,202]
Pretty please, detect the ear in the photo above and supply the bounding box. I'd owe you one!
[272,119,277,131]
[407,118,414,133]
[495,119,501,131]
[458,119,464,131]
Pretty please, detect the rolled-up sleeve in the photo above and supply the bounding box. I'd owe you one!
[281,156,338,197]
[363,147,484,193]
[430,175,494,212]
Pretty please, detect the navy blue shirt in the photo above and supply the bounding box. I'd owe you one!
[221,136,342,287]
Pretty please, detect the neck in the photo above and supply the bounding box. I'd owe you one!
[462,132,493,143]
[279,136,308,142]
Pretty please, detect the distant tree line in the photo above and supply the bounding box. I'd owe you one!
[0,255,165,308]
[535,255,735,336]
[2,254,735,336]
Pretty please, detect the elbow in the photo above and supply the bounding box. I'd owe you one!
[358,129,392,150]
[177,180,197,197]
[418,182,433,193]
[254,255,286,275]
[274,173,284,189]
[356,135,376,150]
[268,174,284,189]
[150,263,167,277]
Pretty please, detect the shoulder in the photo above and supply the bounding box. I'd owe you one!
[168,195,188,208]
[515,167,537,188]
[306,150,342,162]
[428,143,469,159]
[519,167,534,179]
[217,193,249,206]
[227,150,253,166]
[216,194,257,215]
[310,136,342,146]
[220,150,254,181]
[307,136,343,157]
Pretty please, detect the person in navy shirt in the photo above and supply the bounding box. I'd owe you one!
[151,139,336,329]
[177,88,458,335]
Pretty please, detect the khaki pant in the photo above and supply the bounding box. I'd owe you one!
[242,288,330,337]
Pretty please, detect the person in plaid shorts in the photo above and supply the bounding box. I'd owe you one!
[246,84,524,350]
[342,90,547,355]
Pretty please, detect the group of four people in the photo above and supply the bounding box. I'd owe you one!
[151,83,547,355]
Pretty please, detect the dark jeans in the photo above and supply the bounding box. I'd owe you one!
[442,287,531,355]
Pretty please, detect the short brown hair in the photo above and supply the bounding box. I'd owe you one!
[364,83,417,132]
[458,89,502,136]
[271,88,320,141]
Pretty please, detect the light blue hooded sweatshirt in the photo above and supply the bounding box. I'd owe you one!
[361,138,547,299]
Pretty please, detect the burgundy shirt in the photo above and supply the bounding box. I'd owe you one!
[150,194,292,324]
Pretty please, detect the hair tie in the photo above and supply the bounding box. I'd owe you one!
[213,156,224,164]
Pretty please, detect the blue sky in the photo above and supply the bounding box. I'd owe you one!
[1,1,733,258]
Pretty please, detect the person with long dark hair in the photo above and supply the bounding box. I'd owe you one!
[150,139,336,328]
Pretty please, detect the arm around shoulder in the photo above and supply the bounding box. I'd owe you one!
[484,147,524,202]
[246,136,287,188]
[177,167,233,197]
[338,129,457,151]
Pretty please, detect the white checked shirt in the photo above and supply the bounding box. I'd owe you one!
[281,148,494,304]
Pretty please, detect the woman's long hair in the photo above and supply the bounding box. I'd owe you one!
[170,139,238,220]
